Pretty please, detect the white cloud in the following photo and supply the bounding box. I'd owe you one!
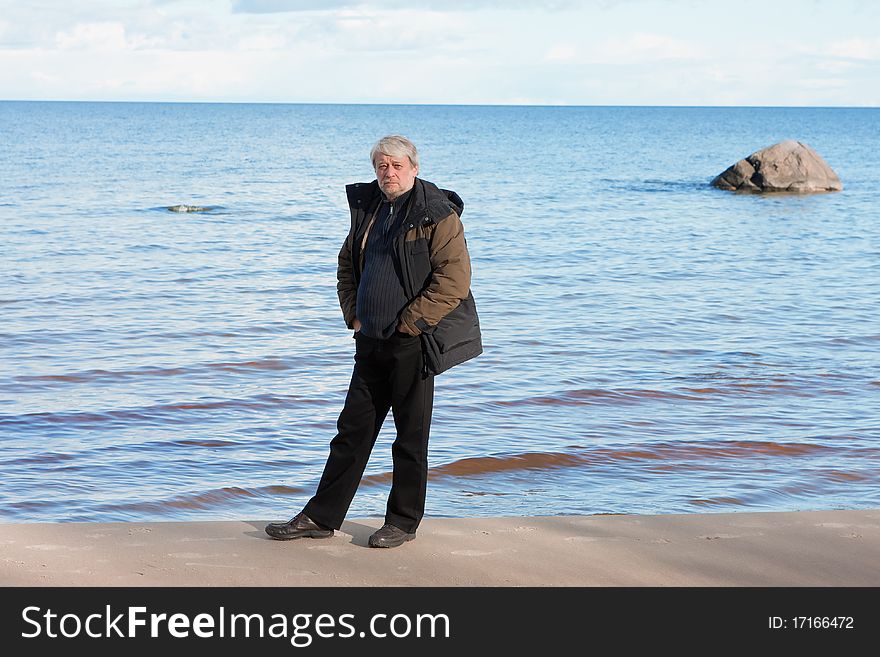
[594,32,704,63]
[817,59,859,73]
[318,9,466,53]
[231,0,577,13]
[544,44,577,62]
[31,69,63,85]
[0,47,276,99]
[825,38,880,60]
[799,77,847,90]
[0,1,877,105]
[236,32,289,51]
[54,22,166,51]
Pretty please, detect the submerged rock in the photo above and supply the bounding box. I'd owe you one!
[167,204,211,213]
[712,140,842,193]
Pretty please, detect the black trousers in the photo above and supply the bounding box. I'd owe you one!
[303,331,434,534]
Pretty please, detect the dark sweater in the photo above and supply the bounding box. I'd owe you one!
[355,188,412,339]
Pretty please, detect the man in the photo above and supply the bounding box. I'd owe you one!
[266,135,481,548]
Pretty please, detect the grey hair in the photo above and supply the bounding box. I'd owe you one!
[370,135,419,170]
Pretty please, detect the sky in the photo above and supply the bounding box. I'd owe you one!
[0,0,878,106]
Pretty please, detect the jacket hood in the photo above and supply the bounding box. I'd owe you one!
[427,181,464,219]
[346,178,463,223]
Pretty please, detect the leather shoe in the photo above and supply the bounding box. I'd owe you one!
[265,512,334,540]
[368,523,416,548]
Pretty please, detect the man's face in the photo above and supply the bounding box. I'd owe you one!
[375,154,418,200]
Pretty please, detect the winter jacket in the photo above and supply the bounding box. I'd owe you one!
[337,177,482,375]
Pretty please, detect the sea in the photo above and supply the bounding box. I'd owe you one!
[1,101,878,523]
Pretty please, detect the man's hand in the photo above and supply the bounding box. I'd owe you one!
[353,318,362,332]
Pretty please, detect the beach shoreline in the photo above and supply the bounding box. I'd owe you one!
[2,508,878,587]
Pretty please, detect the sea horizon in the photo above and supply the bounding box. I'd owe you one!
[3,98,879,109]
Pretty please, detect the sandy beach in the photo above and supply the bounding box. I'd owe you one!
[2,508,878,586]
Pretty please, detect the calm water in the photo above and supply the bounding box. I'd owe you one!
[1,101,878,523]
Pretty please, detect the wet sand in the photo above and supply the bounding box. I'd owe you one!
[2,508,878,586]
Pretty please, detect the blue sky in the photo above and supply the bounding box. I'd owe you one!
[1,0,878,105]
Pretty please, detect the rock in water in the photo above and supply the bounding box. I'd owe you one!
[167,204,210,213]
[712,140,842,193]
